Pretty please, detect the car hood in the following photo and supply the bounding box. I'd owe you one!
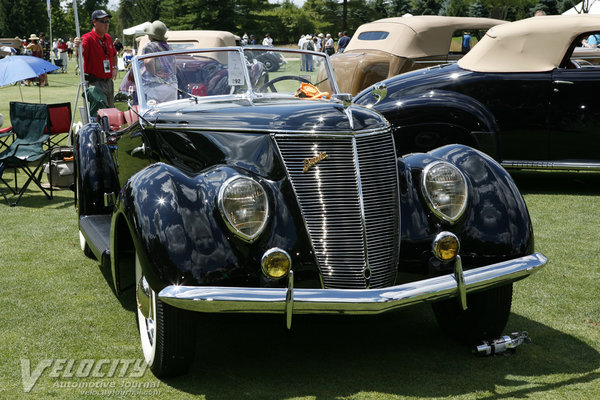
[143,96,389,133]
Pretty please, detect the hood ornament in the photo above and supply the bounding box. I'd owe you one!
[303,152,329,173]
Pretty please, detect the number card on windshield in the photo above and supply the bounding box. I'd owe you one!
[228,52,245,87]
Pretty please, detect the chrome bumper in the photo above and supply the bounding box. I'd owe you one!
[159,252,547,327]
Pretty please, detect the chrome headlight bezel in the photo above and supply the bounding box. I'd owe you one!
[421,161,468,224]
[218,176,269,242]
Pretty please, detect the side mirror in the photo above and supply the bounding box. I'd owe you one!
[372,82,387,105]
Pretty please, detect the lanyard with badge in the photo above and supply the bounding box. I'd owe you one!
[99,38,110,73]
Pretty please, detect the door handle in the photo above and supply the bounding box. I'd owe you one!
[553,80,573,92]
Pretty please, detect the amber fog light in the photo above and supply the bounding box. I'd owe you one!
[261,248,291,279]
[432,232,460,262]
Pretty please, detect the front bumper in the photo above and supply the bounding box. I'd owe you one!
[159,252,547,326]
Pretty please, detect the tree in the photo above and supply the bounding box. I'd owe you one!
[439,0,471,16]
[468,0,489,16]
[0,0,50,38]
[367,0,389,19]
[530,0,558,14]
[557,0,578,13]
[386,0,412,16]
[411,0,442,15]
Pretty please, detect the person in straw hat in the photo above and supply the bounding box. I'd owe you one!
[140,20,177,104]
[25,34,48,86]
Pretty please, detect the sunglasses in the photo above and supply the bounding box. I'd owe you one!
[96,19,110,24]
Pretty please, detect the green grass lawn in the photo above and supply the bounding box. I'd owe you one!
[0,63,599,399]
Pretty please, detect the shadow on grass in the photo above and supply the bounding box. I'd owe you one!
[0,187,74,209]
[152,305,600,399]
[510,170,600,196]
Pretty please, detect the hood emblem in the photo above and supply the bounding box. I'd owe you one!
[303,152,329,173]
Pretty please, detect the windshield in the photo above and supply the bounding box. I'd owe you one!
[122,47,338,110]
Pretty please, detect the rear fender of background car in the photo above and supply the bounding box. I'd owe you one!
[110,163,313,295]
[396,144,534,277]
[361,89,501,160]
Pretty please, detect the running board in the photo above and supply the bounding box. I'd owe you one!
[79,214,112,268]
[502,160,600,171]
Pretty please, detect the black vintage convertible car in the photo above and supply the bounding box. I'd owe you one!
[76,47,546,377]
[354,15,600,171]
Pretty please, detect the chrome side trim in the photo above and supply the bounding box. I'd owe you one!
[159,252,547,315]
[502,160,600,171]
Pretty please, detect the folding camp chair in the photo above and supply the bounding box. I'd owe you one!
[0,102,52,206]
[86,85,108,119]
[45,102,72,150]
[0,124,14,152]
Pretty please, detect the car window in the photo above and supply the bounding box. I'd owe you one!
[449,29,488,54]
[357,31,390,41]
[568,33,600,68]
[168,42,199,51]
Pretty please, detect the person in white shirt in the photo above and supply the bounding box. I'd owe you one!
[262,33,273,46]
[324,33,334,55]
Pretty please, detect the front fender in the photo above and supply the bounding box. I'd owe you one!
[364,90,500,159]
[398,144,533,276]
[112,163,314,294]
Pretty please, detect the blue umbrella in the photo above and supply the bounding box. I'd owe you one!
[0,46,17,54]
[0,55,59,87]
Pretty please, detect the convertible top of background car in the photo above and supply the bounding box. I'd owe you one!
[331,16,506,94]
[458,14,600,72]
[136,30,240,53]
[345,16,506,58]
[354,14,600,172]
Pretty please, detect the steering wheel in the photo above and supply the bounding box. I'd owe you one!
[258,75,311,93]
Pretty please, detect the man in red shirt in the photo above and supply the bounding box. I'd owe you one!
[74,10,118,107]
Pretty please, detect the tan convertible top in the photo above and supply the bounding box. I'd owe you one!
[458,15,600,72]
[137,30,240,51]
[345,16,506,58]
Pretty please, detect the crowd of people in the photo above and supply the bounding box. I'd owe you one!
[239,31,351,54]
[297,31,350,55]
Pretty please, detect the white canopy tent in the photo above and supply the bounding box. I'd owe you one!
[563,0,600,14]
[123,21,151,36]
[121,22,151,52]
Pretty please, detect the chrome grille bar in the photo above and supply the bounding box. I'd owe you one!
[274,129,400,289]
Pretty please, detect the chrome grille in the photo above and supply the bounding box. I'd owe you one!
[274,129,400,289]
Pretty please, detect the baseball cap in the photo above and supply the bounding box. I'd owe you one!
[91,10,112,20]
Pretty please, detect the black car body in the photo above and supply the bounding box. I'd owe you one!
[354,15,600,171]
[76,47,546,377]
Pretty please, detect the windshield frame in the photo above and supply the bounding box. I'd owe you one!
[129,46,341,112]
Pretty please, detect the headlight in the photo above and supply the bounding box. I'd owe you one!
[422,161,468,223]
[218,176,269,242]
